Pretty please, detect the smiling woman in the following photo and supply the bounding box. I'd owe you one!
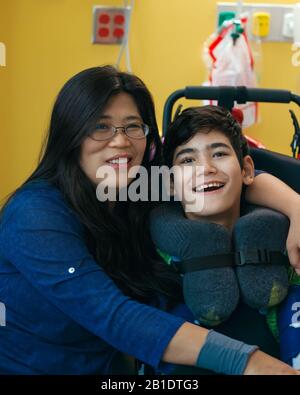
[80,92,147,188]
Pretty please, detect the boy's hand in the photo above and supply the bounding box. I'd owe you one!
[287,208,300,275]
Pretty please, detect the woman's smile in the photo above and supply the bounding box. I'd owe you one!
[80,92,147,188]
[105,153,133,169]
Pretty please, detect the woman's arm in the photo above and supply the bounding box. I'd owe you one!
[245,173,300,274]
[163,322,299,375]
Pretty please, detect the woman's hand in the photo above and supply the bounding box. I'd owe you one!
[244,350,300,375]
[286,206,300,275]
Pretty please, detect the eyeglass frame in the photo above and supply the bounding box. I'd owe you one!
[88,123,150,141]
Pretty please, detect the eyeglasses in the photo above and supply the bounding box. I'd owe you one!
[89,123,150,141]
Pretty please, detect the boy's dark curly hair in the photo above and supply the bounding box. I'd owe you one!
[163,105,249,168]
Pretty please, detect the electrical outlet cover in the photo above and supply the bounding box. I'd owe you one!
[92,6,131,45]
[282,13,294,38]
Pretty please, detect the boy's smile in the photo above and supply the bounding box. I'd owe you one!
[193,181,225,193]
[172,130,254,230]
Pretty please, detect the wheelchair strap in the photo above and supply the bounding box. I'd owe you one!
[177,250,289,274]
[178,254,235,273]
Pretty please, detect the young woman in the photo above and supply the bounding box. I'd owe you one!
[0,66,299,375]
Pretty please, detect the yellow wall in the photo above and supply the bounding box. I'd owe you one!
[1,0,300,201]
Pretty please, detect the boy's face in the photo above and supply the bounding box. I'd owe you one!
[172,130,254,224]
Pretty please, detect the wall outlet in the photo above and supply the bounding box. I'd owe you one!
[92,6,131,45]
[252,12,271,37]
[282,13,294,39]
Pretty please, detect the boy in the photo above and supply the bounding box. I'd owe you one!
[151,105,300,367]
[163,105,254,231]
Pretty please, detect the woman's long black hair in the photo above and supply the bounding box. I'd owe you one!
[2,66,182,307]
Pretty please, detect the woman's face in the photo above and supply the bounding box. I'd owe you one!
[80,92,147,192]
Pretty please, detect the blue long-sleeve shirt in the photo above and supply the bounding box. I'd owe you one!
[0,181,186,374]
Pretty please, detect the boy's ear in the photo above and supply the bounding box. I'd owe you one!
[242,155,255,186]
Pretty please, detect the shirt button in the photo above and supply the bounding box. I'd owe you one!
[68,267,75,274]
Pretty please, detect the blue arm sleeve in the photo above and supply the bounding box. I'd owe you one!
[0,189,185,369]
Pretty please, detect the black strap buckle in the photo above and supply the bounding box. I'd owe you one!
[235,248,271,266]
